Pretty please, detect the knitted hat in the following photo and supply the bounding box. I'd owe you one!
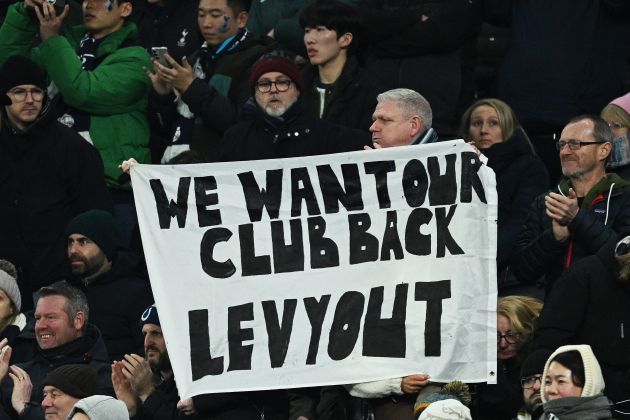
[521,349,553,379]
[140,304,160,327]
[0,55,47,106]
[417,399,472,420]
[611,92,630,116]
[66,209,118,260]
[414,381,472,419]
[249,53,304,92]
[0,260,21,312]
[67,395,130,420]
[42,365,100,399]
[540,344,605,403]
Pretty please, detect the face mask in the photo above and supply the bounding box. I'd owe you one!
[607,135,630,169]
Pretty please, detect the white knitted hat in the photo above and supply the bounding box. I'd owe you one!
[418,399,472,420]
[66,395,129,420]
[541,344,605,403]
[0,266,21,312]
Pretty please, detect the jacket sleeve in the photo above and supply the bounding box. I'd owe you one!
[135,389,180,420]
[344,378,403,398]
[568,189,630,254]
[180,78,243,134]
[0,3,39,66]
[497,159,549,270]
[64,128,112,214]
[509,194,567,284]
[36,36,151,114]
[533,266,588,351]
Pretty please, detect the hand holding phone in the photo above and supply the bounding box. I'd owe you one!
[151,47,170,68]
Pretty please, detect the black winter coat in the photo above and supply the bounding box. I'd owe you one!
[0,324,112,420]
[69,250,153,362]
[0,101,111,304]
[193,389,289,420]
[301,56,380,136]
[510,174,630,291]
[132,374,185,420]
[485,0,630,127]
[131,0,203,62]
[534,233,630,405]
[483,129,549,271]
[219,98,367,162]
[358,0,481,135]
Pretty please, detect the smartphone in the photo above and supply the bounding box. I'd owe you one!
[151,47,170,67]
[45,0,67,15]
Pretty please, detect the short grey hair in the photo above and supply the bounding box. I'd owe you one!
[377,88,433,129]
[38,281,89,332]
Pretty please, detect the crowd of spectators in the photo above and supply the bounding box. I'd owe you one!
[0,0,629,418]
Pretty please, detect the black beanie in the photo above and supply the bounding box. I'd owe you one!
[42,364,100,399]
[521,349,553,379]
[0,55,47,106]
[140,304,160,327]
[66,209,118,260]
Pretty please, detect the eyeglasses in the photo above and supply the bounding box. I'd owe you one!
[556,140,606,151]
[608,122,628,131]
[7,87,45,102]
[520,375,543,389]
[497,332,521,345]
[255,79,293,93]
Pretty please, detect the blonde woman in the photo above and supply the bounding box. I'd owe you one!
[460,99,549,290]
[472,295,544,419]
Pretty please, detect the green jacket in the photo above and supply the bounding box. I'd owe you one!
[0,3,151,189]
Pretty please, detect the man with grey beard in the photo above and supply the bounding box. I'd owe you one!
[218,51,367,162]
[510,115,630,293]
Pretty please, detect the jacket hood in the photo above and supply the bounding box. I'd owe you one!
[557,173,630,206]
[541,344,606,403]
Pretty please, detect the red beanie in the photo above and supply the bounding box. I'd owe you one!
[249,55,304,92]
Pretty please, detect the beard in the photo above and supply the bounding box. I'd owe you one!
[146,346,172,374]
[524,394,542,414]
[69,254,100,278]
[262,95,298,118]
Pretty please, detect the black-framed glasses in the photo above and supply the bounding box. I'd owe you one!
[255,79,292,93]
[556,139,606,151]
[520,374,543,389]
[497,332,521,345]
[7,87,45,102]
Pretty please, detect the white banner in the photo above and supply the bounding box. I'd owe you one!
[131,140,498,399]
